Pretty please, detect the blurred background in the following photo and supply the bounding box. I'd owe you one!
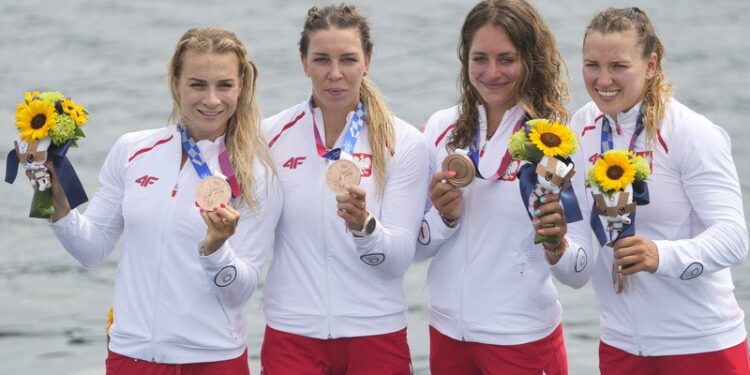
[1,0,747,373]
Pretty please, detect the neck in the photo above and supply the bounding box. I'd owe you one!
[184,123,225,143]
[484,103,514,139]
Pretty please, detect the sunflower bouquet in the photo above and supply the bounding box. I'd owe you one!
[509,119,582,244]
[4,91,90,218]
[587,149,651,245]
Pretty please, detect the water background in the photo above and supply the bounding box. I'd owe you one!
[1,0,748,373]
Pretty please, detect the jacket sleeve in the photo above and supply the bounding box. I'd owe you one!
[549,124,596,289]
[49,135,127,268]
[414,114,460,262]
[353,128,430,278]
[198,171,282,310]
[654,120,748,279]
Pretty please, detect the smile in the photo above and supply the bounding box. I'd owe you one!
[597,90,619,97]
[482,81,509,90]
[198,109,223,117]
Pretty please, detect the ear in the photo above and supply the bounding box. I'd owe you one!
[363,53,372,77]
[301,53,310,77]
[645,52,657,79]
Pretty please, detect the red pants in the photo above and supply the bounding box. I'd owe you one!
[260,325,412,375]
[600,340,750,375]
[105,348,250,375]
[429,324,568,375]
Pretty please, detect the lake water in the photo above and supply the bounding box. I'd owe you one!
[1,0,748,374]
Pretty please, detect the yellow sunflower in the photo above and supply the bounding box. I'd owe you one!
[528,120,576,158]
[593,150,636,191]
[62,99,88,125]
[16,100,57,142]
[105,306,114,334]
[24,91,40,104]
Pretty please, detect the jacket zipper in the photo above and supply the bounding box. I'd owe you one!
[148,147,181,361]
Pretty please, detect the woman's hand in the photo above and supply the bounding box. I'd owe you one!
[612,235,659,275]
[534,193,568,245]
[200,203,240,256]
[336,186,368,232]
[45,160,71,222]
[429,170,462,225]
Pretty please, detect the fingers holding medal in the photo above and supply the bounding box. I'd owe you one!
[326,159,361,195]
[441,153,475,188]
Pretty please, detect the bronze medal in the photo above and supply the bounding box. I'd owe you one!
[326,159,361,195]
[441,153,475,188]
[195,176,232,210]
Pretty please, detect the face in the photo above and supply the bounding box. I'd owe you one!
[176,50,242,141]
[468,24,523,116]
[582,30,657,116]
[302,27,370,116]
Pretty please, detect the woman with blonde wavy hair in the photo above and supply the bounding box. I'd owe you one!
[417,1,593,374]
[572,7,749,374]
[44,27,281,374]
[261,4,429,374]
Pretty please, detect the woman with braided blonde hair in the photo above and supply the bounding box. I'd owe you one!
[261,4,429,374]
[44,27,282,374]
[572,7,749,374]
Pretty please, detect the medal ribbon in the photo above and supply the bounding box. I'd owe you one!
[310,98,366,161]
[600,106,645,153]
[178,124,241,198]
[468,113,527,180]
[590,106,649,246]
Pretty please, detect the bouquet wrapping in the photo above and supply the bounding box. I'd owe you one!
[5,91,89,218]
[509,119,583,244]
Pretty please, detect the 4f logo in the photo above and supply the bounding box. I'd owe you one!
[283,156,306,169]
[135,175,159,187]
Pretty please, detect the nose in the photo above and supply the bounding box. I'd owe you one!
[327,62,343,81]
[204,87,221,107]
[487,60,504,79]
[597,68,613,86]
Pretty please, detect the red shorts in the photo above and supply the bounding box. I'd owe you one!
[105,348,250,375]
[260,325,412,375]
[599,340,750,375]
[429,324,568,375]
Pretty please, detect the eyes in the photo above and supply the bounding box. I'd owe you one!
[471,54,518,66]
[584,62,629,71]
[187,81,236,90]
[311,55,360,64]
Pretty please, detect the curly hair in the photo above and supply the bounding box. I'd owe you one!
[449,0,569,151]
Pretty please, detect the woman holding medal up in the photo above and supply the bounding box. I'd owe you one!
[416,1,593,374]
[261,4,429,374]
[571,8,749,374]
[44,28,281,373]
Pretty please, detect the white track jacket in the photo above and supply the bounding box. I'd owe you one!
[51,125,282,363]
[572,99,748,355]
[262,99,429,339]
[417,104,594,345]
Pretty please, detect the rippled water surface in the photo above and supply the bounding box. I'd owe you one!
[1,1,748,374]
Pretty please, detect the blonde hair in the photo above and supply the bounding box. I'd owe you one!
[299,4,395,194]
[585,7,673,144]
[451,0,569,150]
[167,27,274,211]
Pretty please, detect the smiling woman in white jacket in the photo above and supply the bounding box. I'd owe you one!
[571,7,749,375]
[44,28,281,374]
[416,1,594,375]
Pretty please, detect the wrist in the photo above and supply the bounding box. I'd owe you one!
[352,212,376,237]
[544,237,567,265]
[440,213,459,228]
[199,238,224,256]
